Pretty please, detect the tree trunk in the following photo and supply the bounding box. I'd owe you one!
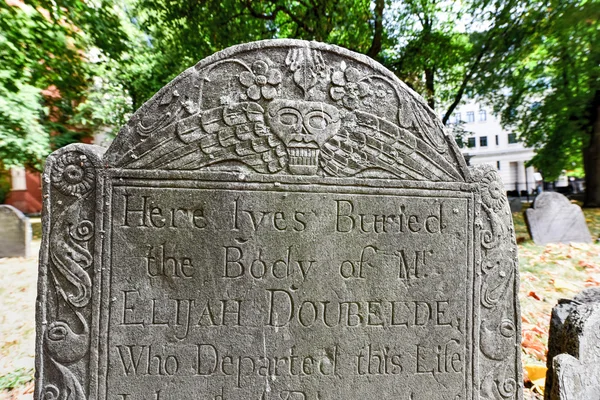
[367,0,385,59]
[584,89,600,207]
[425,67,435,110]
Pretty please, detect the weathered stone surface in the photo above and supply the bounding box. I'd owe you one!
[545,288,600,400]
[0,204,31,257]
[525,192,592,245]
[36,40,522,400]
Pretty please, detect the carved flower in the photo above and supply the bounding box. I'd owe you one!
[330,67,371,110]
[373,82,393,98]
[51,152,95,197]
[480,171,505,210]
[239,60,282,100]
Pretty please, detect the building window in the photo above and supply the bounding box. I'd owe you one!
[495,135,499,145]
[497,161,501,170]
[467,137,476,148]
[480,136,488,147]
[455,138,464,148]
[479,110,486,121]
[508,133,517,144]
[454,112,461,124]
[466,111,475,123]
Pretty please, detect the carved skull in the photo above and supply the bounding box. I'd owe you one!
[267,99,340,175]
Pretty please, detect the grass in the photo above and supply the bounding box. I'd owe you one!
[0,370,34,393]
[0,207,598,399]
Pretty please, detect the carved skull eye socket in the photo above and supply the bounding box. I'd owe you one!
[304,111,332,134]
[308,115,327,129]
[278,108,302,127]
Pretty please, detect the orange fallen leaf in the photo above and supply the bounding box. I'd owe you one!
[578,260,600,272]
[524,364,547,381]
[528,291,541,300]
[585,278,600,286]
[522,331,547,361]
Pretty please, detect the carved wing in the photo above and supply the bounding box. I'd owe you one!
[398,95,448,154]
[320,110,464,181]
[118,102,287,173]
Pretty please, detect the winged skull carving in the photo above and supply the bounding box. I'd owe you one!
[117,48,464,182]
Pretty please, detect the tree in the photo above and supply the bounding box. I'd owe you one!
[482,0,600,206]
[71,58,133,138]
[385,1,469,111]
[385,0,550,125]
[0,0,126,170]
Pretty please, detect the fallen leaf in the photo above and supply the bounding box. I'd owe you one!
[522,331,547,361]
[585,277,600,286]
[528,291,541,301]
[532,377,546,395]
[524,364,547,381]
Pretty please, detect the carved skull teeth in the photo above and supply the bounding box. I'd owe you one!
[287,147,320,175]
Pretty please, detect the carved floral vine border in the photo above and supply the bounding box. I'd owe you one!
[475,166,522,399]
[40,148,100,400]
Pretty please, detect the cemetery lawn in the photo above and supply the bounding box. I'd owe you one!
[0,242,38,399]
[0,208,599,400]
[514,206,600,398]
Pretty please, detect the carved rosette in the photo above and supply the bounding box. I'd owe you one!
[471,165,523,399]
[36,144,105,400]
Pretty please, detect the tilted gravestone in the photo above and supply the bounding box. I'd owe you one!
[36,40,522,400]
[0,204,31,258]
[545,288,600,399]
[525,192,592,245]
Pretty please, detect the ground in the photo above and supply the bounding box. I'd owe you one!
[1,210,599,400]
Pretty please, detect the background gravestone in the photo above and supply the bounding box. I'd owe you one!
[525,192,592,245]
[545,288,600,399]
[0,204,31,258]
[36,40,522,400]
[509,198,522,213]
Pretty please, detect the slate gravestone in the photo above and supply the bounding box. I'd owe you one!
[36,40,522,400]
[525,192,592,245]
[508,198,522,213]
[0,204,31,257]
[545,288,600,399]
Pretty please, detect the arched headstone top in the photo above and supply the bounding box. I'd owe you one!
[106,39,468,182]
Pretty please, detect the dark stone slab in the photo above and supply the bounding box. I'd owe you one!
[508,198,522,213]
[545,288,600,399]
[0,204,31,257]
[36,39,522,400]
[525,192,592,245]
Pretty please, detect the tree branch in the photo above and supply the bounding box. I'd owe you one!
[442,3,517,124]
[442,45,486,124]
[242,1,313,35]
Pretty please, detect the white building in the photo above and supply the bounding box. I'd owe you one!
[450,101,537,195]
